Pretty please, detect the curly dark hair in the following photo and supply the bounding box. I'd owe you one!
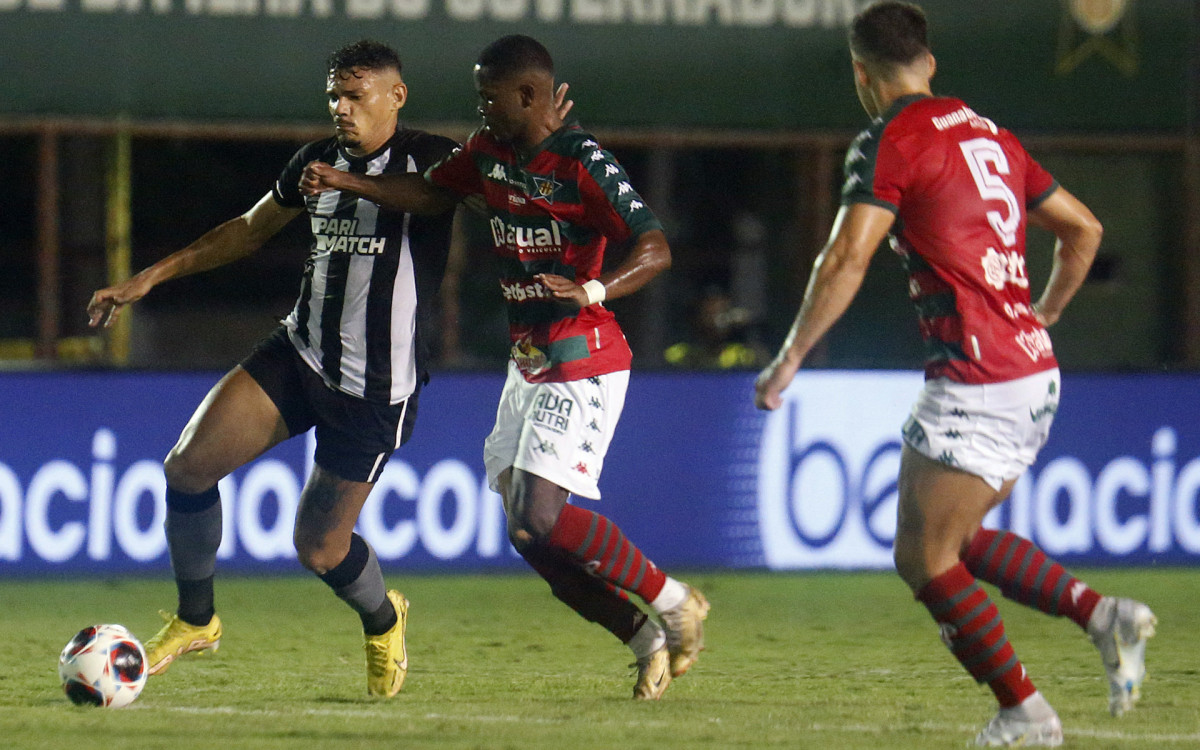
[849,1,929,67]
[327,39,402,76]
[476,35,554,80]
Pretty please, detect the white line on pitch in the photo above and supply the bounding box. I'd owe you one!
[158,706,1197,742]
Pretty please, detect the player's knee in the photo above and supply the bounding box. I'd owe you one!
[508,509,555,544]
[507,524,535,551]
[892,540,926,592]
[163,446,216,495]
[294,534,341,575]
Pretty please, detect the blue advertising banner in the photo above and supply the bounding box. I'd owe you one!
[0,369,1197,575]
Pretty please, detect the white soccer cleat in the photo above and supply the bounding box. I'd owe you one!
[974,692,1063,747]
[1087,596,1157,717]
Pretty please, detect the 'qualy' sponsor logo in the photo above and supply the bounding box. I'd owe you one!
[489,216,564,255]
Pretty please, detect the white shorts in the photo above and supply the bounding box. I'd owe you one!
[902,368,1060,490]
[483,362,629,500]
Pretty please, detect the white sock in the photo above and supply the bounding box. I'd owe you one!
[628,618,665,660]
[1086,596,1114,636]
[1010,691,1057,721]
[650,577,688,613]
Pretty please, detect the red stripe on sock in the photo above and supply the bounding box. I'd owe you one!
[965,529,1101,629]
[548,504,666,603]
[918,563,1036,708]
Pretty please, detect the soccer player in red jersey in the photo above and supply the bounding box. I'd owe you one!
[755,2,1155,745]
[301,34,709,700]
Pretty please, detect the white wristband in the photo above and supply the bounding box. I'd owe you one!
[582,279,607,306]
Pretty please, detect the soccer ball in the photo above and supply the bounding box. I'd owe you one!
[58,624,148,708]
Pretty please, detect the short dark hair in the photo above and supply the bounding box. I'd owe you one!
[327,39,402,76]
[849,2,929,68]
[476,35,554,80]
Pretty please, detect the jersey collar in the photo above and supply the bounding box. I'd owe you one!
[881,93,931,122]
[512,121,580,166]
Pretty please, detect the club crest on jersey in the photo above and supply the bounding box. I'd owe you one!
[530,173,562,204]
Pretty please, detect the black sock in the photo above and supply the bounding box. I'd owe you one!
[318,534,395,635]
[177,577,215,627]
[361,599,398,637]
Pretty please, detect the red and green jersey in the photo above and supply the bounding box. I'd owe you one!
[426,124,662,383]
[842,95,1060,385]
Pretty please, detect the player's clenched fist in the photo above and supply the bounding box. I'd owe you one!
[299,160,344,196]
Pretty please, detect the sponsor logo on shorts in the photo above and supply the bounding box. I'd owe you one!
[573,461,591,475]
[588,397,602,409]
[532,393,574,434]
[587,419,601,432]
[1030,402,1058,423]
[534,439,558,457]
[579,441,595,454]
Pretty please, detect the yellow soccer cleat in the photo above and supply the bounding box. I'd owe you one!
[364,590,409,698]
[144,610,222,676]
[660,585,710,677]
[632,646,672,700]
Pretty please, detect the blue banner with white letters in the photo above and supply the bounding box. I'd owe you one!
[0,369,1196,575]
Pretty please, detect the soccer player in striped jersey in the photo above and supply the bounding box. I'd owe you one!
[301,34,709,701]
[86,40,463,698]
[754,3,1154,745]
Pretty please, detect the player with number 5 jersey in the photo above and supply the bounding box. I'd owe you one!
[755,3,1154,746]
[842,93,1059,384]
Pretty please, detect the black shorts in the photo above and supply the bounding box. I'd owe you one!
[240,327,419,483]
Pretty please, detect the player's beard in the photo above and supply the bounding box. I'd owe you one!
[335,131,362,151]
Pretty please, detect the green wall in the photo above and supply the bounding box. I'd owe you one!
[0,0,1191,131]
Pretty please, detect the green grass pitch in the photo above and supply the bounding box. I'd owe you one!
[1,569,1196,749]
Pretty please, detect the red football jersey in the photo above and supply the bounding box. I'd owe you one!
[843,95,1060,384]
[426,125,662,383]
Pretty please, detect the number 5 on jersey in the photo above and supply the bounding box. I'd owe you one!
[960,137,1021,248]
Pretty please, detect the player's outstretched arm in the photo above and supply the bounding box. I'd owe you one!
[535,229,670,308]
[754,202,895,411]
[86,193,300,329]
[1027,186,1102,327]
[299,162,458,216]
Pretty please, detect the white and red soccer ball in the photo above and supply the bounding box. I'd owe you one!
[58,624,147,708]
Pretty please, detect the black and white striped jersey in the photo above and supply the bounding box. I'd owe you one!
[272,126,457,405]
